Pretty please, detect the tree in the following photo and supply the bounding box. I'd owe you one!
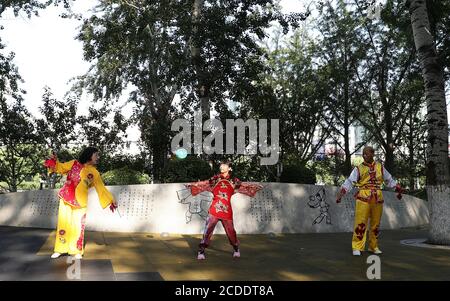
[0,0,72,17]
[254,27,331,167]
[348,0,423,175]
[75,0,192,182]
[0,98,43,192]
[102,166,150,185]
[0,0,77,191]
[408,0,450,245]
[75,0,305,182]
[186,0,305,118]
[425,0,450,81]
[34,87,79,188]
[0,30,44,192]
[162,155,212,183]
[76,102,130,168]
[36,86,78,152]
[396,78,427,190]
[315,0,369,176]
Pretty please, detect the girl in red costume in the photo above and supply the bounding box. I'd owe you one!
[186,160,263,260]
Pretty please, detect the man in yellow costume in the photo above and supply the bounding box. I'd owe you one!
[336,146,403,256]
[44,147,117,259]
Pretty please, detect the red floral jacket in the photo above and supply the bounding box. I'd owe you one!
[186,174,263,220]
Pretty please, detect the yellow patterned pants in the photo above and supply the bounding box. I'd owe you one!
[351,199,383,251]
[54,199,87,255]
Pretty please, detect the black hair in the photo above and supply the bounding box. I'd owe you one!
[220,159,232,165]
[78,147,99,164]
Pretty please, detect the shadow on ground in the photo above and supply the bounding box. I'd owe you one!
[0,225,448,281]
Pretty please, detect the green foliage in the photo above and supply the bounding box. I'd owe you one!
[426,0,450,81]
[97,153,147,174]
[35,86,78,152]
[2,0,448,191]
[0,1,76,193]
[313,157,346,186]
[77,104,130,156]
[74,0,303,182]
[0,56,44,192]
[102,166,150,186]
[230,156,273,182]
[280,163,316,184]
[17,180,39,191]
[247,27,330,164]
[161,156,213,183]
[0,0,72,18]
[0,142,45,192]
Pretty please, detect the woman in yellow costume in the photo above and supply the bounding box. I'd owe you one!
[336,146,404,256]
[44,147,117,259]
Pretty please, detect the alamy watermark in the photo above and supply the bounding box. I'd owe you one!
[366,255,381,280]
[66,257,81,280]
[171,109,280,165]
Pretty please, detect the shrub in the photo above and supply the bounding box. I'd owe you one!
[280,164,316,184]
[162,156,213,183]
[102,167,150,185]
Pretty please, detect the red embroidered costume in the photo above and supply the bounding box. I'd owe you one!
[187,174,263,258]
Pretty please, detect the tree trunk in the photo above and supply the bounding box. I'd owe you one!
[408,112,415,190]
[343,124,352,175]
[384,140,395,175]
[343,65,352,176]
[409,0,450,245]
[151,111,171,183]
[9,155,18,192]
[333,140,339,186]
[9,178,17,193]
[190,0,210,121]
[381,65,396,174]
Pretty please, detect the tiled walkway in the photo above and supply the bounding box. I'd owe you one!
[0,226,448,281]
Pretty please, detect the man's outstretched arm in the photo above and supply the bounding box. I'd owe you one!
[336,167,359,203]
[383,166,404,200]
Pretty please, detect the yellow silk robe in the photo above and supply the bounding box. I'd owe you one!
[48,160,114,255]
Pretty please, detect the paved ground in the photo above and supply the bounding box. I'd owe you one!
[0,225,449,281]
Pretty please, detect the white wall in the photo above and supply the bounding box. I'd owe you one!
[0,183,429,234]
